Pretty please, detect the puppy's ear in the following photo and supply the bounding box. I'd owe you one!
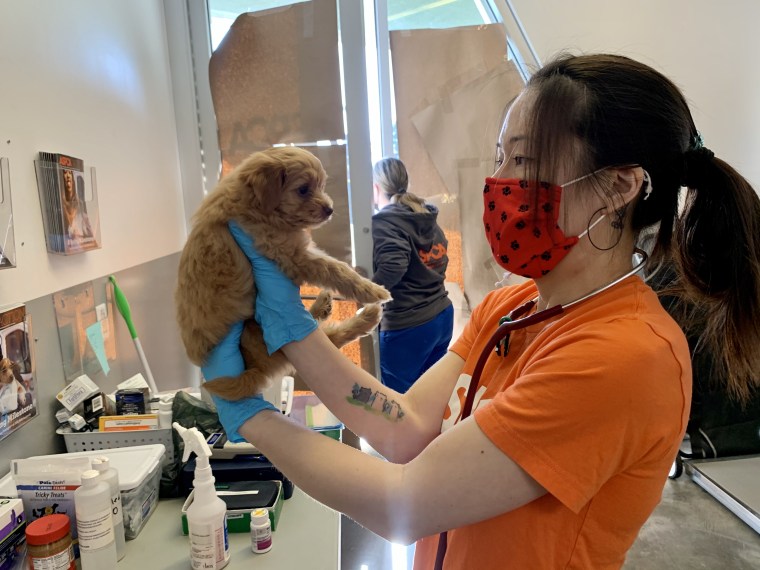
[238,153,285,214]
[11,361,22,381]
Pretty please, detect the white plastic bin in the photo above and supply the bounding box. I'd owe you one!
[0,444,164,540]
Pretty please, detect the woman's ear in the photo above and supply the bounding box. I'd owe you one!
[608,166,645,212]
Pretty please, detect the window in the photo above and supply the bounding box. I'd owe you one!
[208,0,309,50]
[388,0,492,31]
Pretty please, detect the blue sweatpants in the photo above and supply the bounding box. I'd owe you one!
[379,304,454,394]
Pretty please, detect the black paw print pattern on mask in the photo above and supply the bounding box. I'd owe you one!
[483,177,582,279]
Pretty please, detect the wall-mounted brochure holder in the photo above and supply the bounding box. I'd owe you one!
[0,157,17,268]
[34,152,101,255]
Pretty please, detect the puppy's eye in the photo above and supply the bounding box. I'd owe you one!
[297,185,310,196]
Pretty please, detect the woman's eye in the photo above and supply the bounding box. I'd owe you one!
[514,156,528,166]
[297,185,310,196]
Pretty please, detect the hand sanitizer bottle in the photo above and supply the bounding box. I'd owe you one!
[92,457,126,561]
[174,422,230,570]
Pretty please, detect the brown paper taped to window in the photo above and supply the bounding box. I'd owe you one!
[209,0,343,174]
[391,24,524,307]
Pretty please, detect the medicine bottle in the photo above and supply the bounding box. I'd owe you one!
[250,508,272,554]
[75,469,118,569]
[25,513,76,570]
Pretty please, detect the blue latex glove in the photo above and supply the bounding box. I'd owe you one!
[228,220,317,354]
[201,322,277,443]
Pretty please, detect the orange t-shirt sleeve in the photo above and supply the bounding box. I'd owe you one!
[450,289,500,361]
[474,318,685,513]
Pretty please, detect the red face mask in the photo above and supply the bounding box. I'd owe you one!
[483,176,603,279]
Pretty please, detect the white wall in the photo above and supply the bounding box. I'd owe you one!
[0,0,187,305]
[510,0,760,191]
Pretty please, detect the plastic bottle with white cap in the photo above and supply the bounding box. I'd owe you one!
[174,422,230,569]
[250,508,273,553]
[74,469,118,569]
[158,397,173,429]
[92,457,126,560]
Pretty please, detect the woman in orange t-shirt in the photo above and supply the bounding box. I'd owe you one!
[202,54,760,569]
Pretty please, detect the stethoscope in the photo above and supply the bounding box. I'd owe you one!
[434,247,649,570]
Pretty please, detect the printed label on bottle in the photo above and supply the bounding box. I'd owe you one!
[190,522,228,570]
[76,506,115,551]
[252,526,272,551]
[31,544,75,570]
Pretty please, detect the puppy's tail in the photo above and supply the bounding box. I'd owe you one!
[322,303,382,348]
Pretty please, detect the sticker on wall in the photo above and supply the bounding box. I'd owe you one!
[85,321,110,376]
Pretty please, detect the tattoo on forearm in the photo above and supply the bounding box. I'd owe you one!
[347,383,405,422]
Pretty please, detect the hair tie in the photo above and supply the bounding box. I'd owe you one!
[681,145,715,188]
[690,131,706,151]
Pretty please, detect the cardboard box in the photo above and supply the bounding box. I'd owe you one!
[98,414,158,431]
[56,374,100,411]
[0,498,26,570]
[181,480,283,534]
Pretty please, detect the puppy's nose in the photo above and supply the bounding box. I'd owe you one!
[323,206,334,217]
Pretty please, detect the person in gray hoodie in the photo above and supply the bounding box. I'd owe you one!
[371,157,454,393]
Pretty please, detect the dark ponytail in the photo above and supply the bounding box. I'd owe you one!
[674,152,760,402]
[526,53,760,404]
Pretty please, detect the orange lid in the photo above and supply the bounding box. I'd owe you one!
[25,514,71,546]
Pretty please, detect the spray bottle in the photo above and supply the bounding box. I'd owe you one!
[174,422,230,570]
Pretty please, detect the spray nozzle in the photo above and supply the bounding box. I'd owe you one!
[173,422,212,468]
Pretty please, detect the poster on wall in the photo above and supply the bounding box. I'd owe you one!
[0,303,38,441]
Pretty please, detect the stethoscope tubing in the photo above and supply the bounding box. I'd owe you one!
[461,304,564,420]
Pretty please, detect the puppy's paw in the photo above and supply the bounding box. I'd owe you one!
[321,303,382,348]
[352,281,392,305]
[355,303,382,329]
[309,290,333,321]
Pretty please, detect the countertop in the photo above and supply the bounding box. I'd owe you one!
[122,487,340,569]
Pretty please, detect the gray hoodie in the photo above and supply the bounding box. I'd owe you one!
[372,202,451,330]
